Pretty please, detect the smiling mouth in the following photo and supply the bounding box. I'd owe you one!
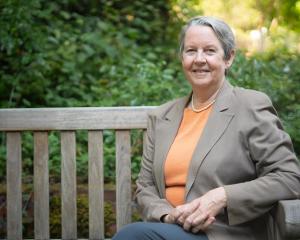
[192,69,210,73]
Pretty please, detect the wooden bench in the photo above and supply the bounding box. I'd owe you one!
[0,107,299,240]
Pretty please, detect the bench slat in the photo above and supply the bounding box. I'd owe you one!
[6,132,22,240]
[0,107,152,131]
[34,132,50,239]
[88,130,104,240]
[61,131,77,239]
[116,130,132,230]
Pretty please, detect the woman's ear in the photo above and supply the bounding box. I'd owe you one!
[225,49,235,68]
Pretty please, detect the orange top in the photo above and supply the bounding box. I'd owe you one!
[164,106,213,206]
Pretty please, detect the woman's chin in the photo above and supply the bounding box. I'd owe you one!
[189,79,215,89]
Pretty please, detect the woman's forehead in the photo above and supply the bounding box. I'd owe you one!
[184,25,222,47]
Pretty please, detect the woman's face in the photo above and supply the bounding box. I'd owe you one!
[181,25,234,91]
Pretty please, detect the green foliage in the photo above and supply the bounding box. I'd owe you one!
[254,0,300,31]
[49,195,116,238]
[0,0,178,108]
[48,132,61,176]
[0,1,299,239]
[0,0,49,107]
[0,0,299,184]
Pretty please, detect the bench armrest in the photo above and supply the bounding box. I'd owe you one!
[273,200,300,239]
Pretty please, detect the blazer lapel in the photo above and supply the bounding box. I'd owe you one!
[185,81,235,198]
[153,96,190,197]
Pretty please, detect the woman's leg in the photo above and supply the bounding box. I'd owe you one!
[112,222,209,240]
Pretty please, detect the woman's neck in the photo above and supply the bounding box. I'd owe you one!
[191,80,224,109]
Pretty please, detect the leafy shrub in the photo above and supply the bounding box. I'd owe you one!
[0,1,299,239]
[0,0,299,184]
[49,194,117,238]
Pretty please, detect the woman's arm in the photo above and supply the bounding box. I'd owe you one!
[135,114,174,221]
[223,91,300,225]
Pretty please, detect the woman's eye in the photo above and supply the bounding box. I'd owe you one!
[206,49,216,54]
[187,49,195,52]
[185,49,196,55]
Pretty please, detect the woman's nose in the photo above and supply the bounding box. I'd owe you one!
[194,51,206,63]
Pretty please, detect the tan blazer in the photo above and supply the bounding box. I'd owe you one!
[135,80,300,240]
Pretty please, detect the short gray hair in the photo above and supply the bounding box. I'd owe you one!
[179,16,235,60]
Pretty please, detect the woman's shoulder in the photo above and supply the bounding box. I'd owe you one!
[147,96,188,118]
[232,85,272,108]
[229,85,279,126]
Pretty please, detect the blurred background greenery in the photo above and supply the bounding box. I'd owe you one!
[0,0,299,237]
[1,0,299,176]
[1,0,300,184]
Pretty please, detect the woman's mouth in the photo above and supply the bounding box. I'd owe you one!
[192,69,210,73]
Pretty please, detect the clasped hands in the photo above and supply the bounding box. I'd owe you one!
[163,187,227,233]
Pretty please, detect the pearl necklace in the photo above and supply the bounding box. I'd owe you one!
[191,94,216,113]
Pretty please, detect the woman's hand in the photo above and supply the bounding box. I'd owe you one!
[165,187,227,233]
[162,201,199,224]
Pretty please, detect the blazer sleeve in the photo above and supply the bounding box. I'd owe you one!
[224,91,300,225]
[135,114,174,222]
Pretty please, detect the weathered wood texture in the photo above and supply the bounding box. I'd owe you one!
[6,132,22,240]
[1,106,300,240]
[1,107,153,240]
[0,107,152,130]
[34,132,49,239]
[61,131,77,239]
[88,130,104,240]
[116,130,132,230]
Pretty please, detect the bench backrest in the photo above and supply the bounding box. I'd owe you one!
[0,107,153,240]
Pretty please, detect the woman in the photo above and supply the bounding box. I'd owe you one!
[113,16,300,240]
